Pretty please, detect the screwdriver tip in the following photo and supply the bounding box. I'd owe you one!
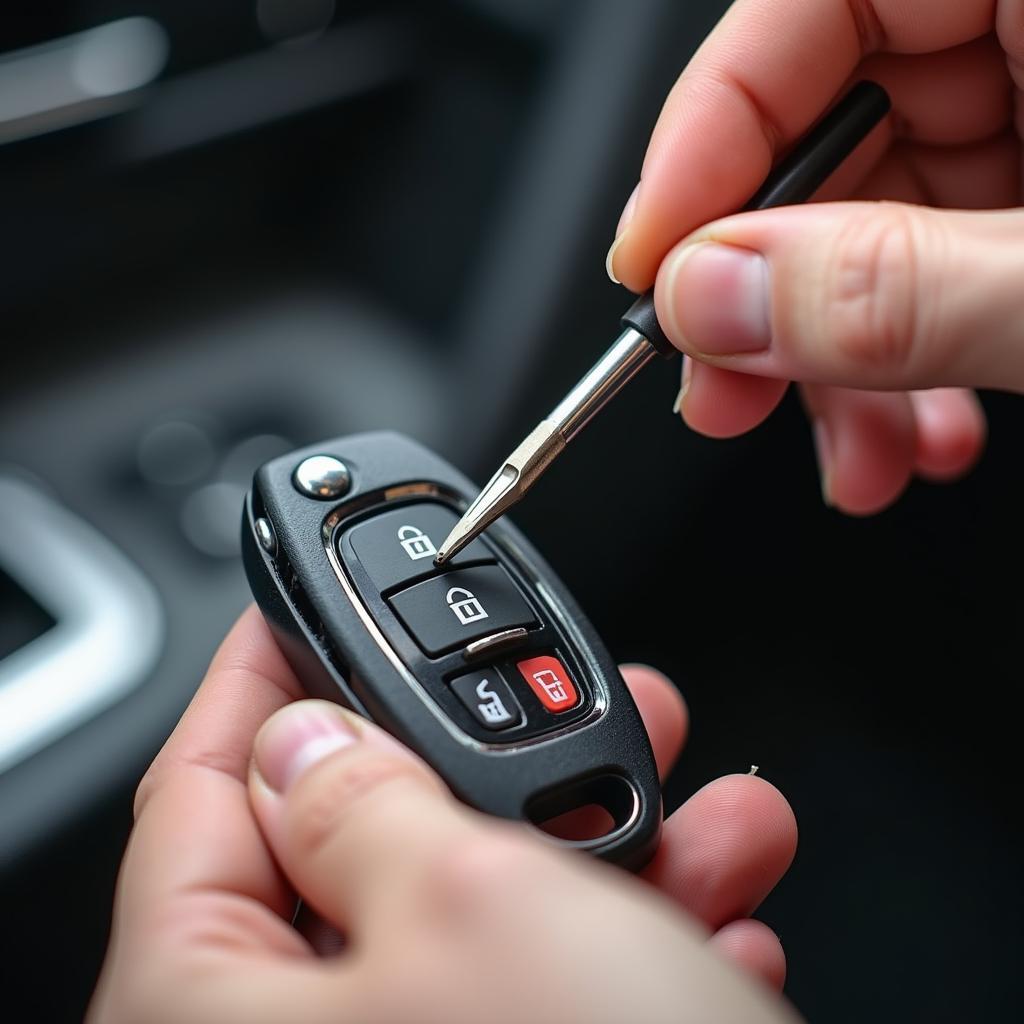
[433,538,457,566]
[434,421,566,566]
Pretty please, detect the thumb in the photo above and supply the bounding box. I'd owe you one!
[249,700,479,931]
[654,203,1024,393]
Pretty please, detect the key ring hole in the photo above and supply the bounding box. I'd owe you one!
[525,772,640,847]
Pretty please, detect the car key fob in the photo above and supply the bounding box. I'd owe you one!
[242,431,661,870]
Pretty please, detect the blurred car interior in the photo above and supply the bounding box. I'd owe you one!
[0,3,1021,1021]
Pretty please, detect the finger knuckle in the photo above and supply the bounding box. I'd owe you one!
[286,750,437,859]
[134,746,246,822]
[824,206,934,377]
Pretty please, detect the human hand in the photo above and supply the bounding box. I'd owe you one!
[89,607,798,1023]
[608,0,1023,514]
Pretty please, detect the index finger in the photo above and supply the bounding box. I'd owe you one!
[611,0,994,289]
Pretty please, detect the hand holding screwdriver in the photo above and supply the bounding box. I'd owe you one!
[438,81,892,563]
[609,0,1015,515]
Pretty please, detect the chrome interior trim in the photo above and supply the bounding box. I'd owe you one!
[320,482,606,755]
[0,474,164,773]
[0,18,169,145]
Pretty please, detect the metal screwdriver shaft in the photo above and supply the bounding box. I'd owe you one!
[435,82,891,565]
[435,328,656,564]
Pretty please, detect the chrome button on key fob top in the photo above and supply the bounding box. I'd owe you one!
[242,431,661,870]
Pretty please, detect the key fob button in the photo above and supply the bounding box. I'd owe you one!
[389,566,537,656]
[450,671,523,731]
[346,504,492,593]
[516,655,579,713]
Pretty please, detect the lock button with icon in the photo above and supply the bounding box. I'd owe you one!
[345,504,494,594]
[397,524,436,561]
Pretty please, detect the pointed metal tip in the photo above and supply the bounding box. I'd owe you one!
[434,497,495,565]
[435,421,566,568]
[433,536,458,566]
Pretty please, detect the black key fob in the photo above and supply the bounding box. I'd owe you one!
[242,431,661,870]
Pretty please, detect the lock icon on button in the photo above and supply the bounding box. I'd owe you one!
[446,587,488,626]
[397,525,437,561]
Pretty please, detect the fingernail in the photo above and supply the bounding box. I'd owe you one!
[662,243,771,355]
[671,356,693,416]
[606,183,639,284]
[812,418,834,507]
[255,701,359,794]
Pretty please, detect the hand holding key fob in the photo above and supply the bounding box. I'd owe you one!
[242,432,661,870]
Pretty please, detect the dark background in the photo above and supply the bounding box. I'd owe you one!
[0,2,1020,1021]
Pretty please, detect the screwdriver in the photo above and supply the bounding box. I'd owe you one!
[436,81,891,565]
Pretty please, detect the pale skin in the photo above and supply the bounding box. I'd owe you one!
[92,1,1023,1020]
[89,608,798,1023]
[610,0,1023,514]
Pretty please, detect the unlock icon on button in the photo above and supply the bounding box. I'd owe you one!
[446,587,488,626]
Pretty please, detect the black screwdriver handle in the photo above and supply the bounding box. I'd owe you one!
[620,80,891,356]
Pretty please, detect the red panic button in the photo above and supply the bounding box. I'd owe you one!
[516,655,579,713]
